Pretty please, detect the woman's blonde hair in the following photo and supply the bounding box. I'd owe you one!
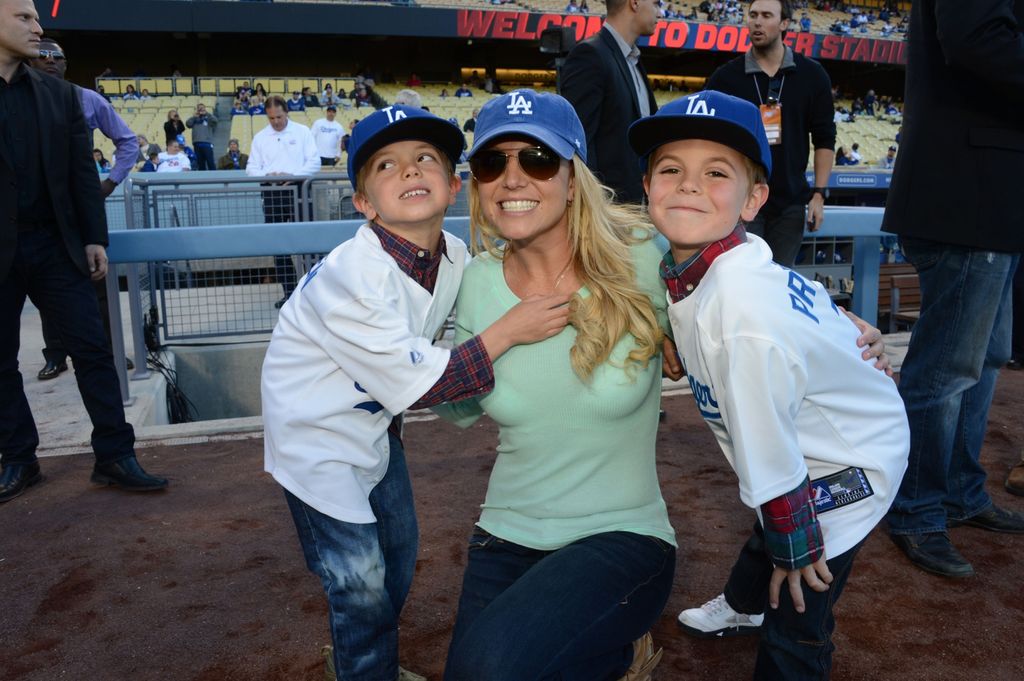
[470,156,663,380]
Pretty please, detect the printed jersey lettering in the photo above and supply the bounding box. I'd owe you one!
[353,382,384,414]
[787,270,819,324]
[688,375,721,420]
[301,260,325,290]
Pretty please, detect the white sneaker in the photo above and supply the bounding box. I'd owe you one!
[677,593,764,638]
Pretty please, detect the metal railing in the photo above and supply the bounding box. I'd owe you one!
[104,206,889,405]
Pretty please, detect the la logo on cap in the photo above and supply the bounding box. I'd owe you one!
[506,92,533,116]
[685,95,716,117]
[382,106,408,124]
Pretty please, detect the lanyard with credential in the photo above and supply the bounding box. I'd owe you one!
[753,74,785,145]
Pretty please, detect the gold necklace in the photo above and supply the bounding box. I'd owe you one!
[507,253,574,296]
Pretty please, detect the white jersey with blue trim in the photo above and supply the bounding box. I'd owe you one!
[667,235,909,558]
[262,224,467,523]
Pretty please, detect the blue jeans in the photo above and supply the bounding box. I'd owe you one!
[444,529,675,681]
[194,142,216,171]
[887,237,1019,534]
[284,433,418,681]
[723,523,862,681]
[0,228,135,466]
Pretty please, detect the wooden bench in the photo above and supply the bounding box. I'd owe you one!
[877,263,921,332]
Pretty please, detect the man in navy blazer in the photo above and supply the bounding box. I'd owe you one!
[0,0,167,502]
[884,0,1024,578]
[560,0,659,204]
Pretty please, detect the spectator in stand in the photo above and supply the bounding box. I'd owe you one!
[880,145,897,169]
[185,102,218,171]
[122,84,139,100]
[851,96,864,115]
[231,99,249,116]
[135,134,160,165]
[254,82,268,98]
[393,88,422,109]
[302,86,320,109]
[800,12,811,31]
[864,89,876,116]
[249,96,266,116]
[439,87,450,98]
[217,138,248,171]
[287,90,306,112]
[312,104,344,167]
[341,118,357,154]
[164,108,185,145]
[406,72,422,86]
[581,0,590,11]
[139,88,153,100]
[321,83,340,107]
[566,0,580,12]
[246,95,320,308]
[140,151,160,172]
[463,107,479,132]
[848,141,862,163]
[835,146,857,165]
[351,82,372,108]
[175,134,198,170]
[92,149,110,173]
[237,81,252,99]
[454,82,473,97]
[156,139,191,173]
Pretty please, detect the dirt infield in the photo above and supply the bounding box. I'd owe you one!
[2,374,1023,681]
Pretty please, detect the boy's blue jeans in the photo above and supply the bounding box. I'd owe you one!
[284,433,417,681]
[886,237,1019,534]
[723,523,862,681]
[444,529,675,681]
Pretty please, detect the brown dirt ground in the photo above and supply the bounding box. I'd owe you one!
[2,372,1023,681]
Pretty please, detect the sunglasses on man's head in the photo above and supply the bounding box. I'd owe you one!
[470,146,562,183]
[38,49,65,61]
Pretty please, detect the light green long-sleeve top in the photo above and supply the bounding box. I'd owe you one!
[436,238,677,551]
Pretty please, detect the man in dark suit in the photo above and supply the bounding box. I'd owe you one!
[0,0,167,502]
[884,0,1024,578]
[560,0,659,204]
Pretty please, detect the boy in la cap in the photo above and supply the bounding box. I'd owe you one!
[261,105,570,681]
[629,91,909,679]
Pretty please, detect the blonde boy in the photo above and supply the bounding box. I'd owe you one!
[629,91,909,679]
[261,105,568,681]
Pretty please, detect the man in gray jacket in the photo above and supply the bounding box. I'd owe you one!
[186,102,218,170]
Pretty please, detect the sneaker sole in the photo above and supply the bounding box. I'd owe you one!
[677,619,762,639]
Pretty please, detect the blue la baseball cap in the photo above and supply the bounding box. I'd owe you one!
[347,105,465,190]
[628,90,772,178]
[468,89,586,162]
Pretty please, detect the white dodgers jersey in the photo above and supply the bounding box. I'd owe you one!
[262,225,467,523]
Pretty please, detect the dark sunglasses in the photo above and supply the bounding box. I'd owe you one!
[470,146,562,183]
[38,49,65,61]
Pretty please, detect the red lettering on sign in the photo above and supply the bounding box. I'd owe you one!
[794,32,815,56]
[583,15,603,38]
[514,13,534,40]
[694,23,717,50]
[563,14,586,41]
[851,38,871,61]
[536,14,561,35]
[894,41,907,65]
[650,21,665,45]
[491,13,517,39]
[664,21,689,49]
[820,35,839,59]
[869,39,889,63]
[456,10,495,37]
[841,36,858,60]
[716,25,740,52]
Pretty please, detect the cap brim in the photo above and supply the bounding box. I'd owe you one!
[351,117,465,186]
[629,116,768,176]
[469,122,577,161]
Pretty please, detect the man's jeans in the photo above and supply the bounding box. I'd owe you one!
[887,237,1019,534]
[284,433,418,681]
[746,203,807,267]
[723,523,862,681]
[444,529,675,681]
[194,142,216,171]
[0,228,135,466]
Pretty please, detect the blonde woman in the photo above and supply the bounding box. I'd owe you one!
[439,90,673,681]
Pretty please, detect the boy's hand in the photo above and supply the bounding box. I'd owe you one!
[839,306,893,377]
[768,556,833,613]
[662,337,684,381]
[480,293,572,360]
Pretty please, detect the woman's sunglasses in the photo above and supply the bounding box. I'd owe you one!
[470,146,562,183]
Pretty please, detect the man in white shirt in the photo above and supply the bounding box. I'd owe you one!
[311,104,344,167]
[156,139,191,173]
[246,95,320,308]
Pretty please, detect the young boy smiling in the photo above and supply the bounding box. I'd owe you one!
[261,105,569,681]
[629,91,909,678]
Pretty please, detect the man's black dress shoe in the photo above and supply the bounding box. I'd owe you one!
[37,360,68,381]
[890,532,974,578]
[948,505,1024,534]
[91,456,168,491]
[0,463,43,503]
